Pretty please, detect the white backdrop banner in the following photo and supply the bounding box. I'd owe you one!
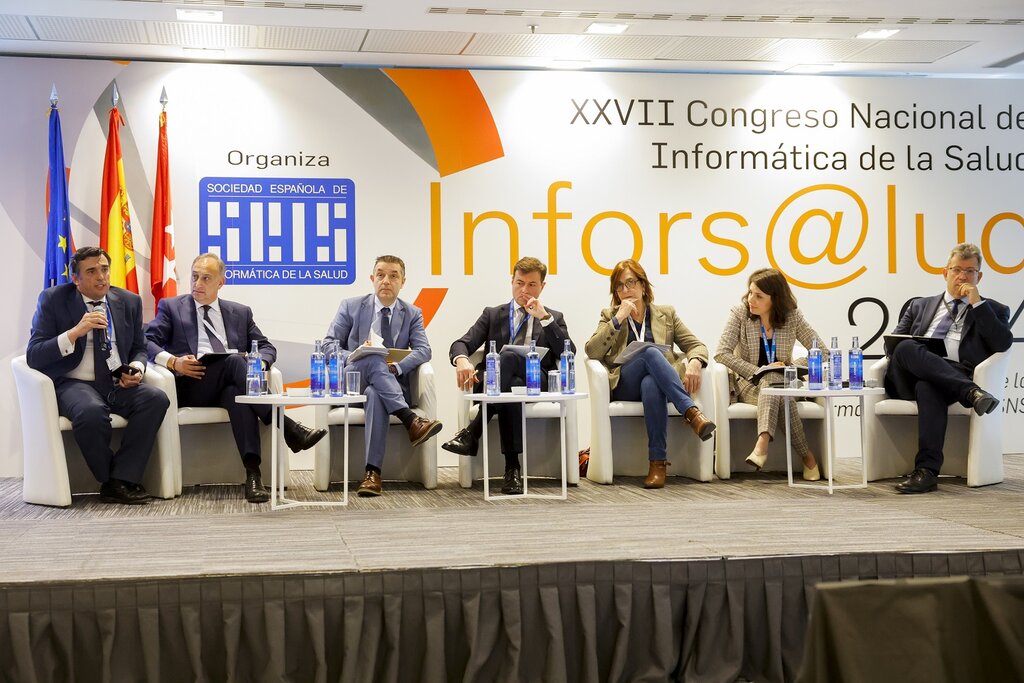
[2,57,1021,476]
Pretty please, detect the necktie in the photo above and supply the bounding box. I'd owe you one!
[89,301,115,395]
[202,305,227,352]
[933,300,961,338]
[381,307,394,349]
[512,307,528,345]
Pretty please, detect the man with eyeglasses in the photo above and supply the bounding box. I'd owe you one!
[885,242,1012,494]
[443,256,576,495]
[27,246,169,504]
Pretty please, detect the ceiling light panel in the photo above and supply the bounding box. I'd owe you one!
[846,39,974,63]
[657,36,779,61]
[146,21,252,48]
[30,16,147,44]
[0,14,36,40]
[115,0,363,10]
[757,38,870,62]
[362,30,474,54]
[259,25,365,51]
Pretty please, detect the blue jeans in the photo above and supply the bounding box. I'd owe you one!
[611,346,696,461]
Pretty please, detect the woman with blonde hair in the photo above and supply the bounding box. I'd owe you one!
[714,267,827,480]
[585,259,715,488]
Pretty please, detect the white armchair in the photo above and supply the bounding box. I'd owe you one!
[311,362,438,490]
[584,357,715,483]
[863,351,1009,487]
[11,355,178,507]
[711,362,829,479]
[457,350,580,488]
[145,364,287,492]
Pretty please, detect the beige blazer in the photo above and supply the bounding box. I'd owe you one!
[714,304,826,393]
[585,303,709,391]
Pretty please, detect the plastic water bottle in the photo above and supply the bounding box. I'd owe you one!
[807,338,823,390]
[485,340,500,396]
[559,339,575,394]
[526,340,541,396]
[328,349,342,397]
[246,340,262,396]
[828,335,843,390]
[848,336,864,390]
[310,339,325,397]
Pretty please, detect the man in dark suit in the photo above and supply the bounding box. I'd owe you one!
[324,254,442,497]
[443,256,576,495]
[27,246,169,505]
[886,242,1013,494]
[145,253,325,503]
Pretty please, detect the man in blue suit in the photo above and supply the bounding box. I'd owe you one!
[886,242,1013,494]
[145,253,325,503]
[324,254,442,497]
[27,246,169,505]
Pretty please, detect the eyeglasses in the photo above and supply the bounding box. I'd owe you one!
[614,278,640,291]
[948,267,979,277]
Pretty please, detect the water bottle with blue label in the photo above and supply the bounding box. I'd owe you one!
[848,336,864,390]
[328,349,342,397]
[828,336,843,390]
[526,340,541,396]
[559,339,575,394]
[807,338,823,390]
[485,340,500,396]
[310,339,325,397]
[246,340,262,396]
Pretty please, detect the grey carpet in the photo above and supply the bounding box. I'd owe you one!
[1,457,1022,584]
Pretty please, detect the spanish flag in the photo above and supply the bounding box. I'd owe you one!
[100,106,138,292]
[150,109,177,311]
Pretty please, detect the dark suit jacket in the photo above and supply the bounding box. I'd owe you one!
[893,293,1012,372]
[449,302,575,376]
[27,284,147,384]
[145,294,276,367]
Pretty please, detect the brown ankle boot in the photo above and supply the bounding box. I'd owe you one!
[644,460,669,488]
[684,406,716,442]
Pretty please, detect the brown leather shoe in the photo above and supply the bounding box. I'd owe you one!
[407,417,442,446]
[357,469,382,497]
[644,460,669,488]
[684,406,716,442]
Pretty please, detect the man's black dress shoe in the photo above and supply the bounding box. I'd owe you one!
[966,387,999,416]
[442,428,479,457]
[99,479,149,505]
[245,470,270,503]
[895,468,938,494]
[501,467,523,495]
[283,417,327,453]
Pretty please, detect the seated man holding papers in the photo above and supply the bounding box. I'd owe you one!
[323,254,441,497]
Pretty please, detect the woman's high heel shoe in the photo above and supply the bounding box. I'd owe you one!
[803,463,821,481]
[745,450,768,470]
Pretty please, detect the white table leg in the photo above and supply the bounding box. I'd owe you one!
[825,396,835,495]
[342,402,350,506]
[784,397,794,486]
[482,402,491,501]
[520,401,528,496]
[271,405,281,509]
[559,399,568,500]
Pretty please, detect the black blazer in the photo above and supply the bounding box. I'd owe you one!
[27,284,148,383]
[893,293,1012,371]
[449,303,575,375]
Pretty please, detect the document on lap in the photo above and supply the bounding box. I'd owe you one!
[503,344,549,360]
[347,345,389,363]
[883,334,946,358]
[197,351,237,362]
[386,348,412,363]
[612,341,671,365]
[750,365,806,384]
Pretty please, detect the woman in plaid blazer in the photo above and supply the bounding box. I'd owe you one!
[585,259,716,488]
[714,268,828,480]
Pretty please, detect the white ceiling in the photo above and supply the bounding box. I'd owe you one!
[1,0,1023,77]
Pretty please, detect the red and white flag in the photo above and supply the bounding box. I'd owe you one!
[150,109,177,312]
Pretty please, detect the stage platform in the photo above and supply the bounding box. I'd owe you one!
[2,456,1023,682]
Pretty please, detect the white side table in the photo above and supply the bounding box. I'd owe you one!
[237,393,366,509]
[761,386,885,494]
[464,391,588,501]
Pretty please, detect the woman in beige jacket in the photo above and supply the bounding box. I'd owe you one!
[585,259,715,488]
[714,268,826,480]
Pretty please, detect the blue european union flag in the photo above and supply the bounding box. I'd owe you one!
[44,103,72,288]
